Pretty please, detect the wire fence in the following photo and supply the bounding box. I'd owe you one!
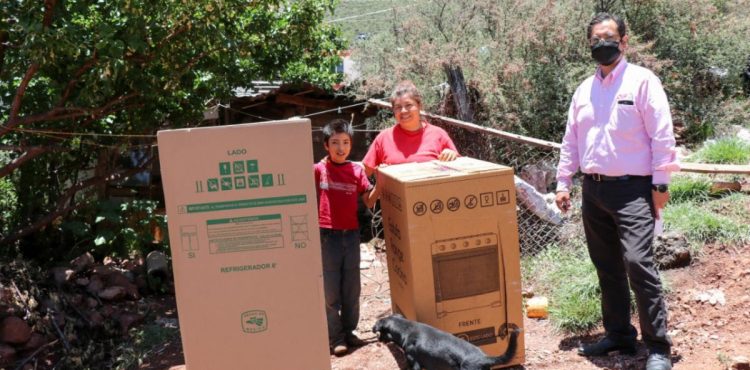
[438,121,565,256]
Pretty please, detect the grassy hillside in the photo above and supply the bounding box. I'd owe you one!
[328,0,422,43]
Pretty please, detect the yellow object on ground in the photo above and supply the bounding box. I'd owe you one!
[526,297,549,319]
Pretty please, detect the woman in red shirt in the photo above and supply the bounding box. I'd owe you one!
[362,80,459,177]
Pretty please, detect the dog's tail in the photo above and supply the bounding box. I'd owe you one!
[485,328,519,367]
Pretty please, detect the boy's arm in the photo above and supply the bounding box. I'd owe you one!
[362,184,379,209]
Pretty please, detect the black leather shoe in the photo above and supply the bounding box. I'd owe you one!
[577,337,636,357]
[646,352,672,370]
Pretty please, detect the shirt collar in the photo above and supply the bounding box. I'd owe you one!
[395,121,428,136]
[595,58,628,83]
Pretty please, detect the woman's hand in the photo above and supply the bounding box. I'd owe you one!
[438,149,458,161]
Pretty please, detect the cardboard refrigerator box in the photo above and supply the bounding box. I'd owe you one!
[378,157,525,368]
[157,119,331,370]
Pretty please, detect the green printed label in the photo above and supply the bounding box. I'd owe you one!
[186,194,307,213]
[220,177,233,191]
[248,175,260,188]
[219,162,231,175]
[207,214,281,225]
[233,160,245,174]
[201,158,283,193]
[241,310,268,333]
[234,176,247,189]
[247,160,259,173]
[261,174,274,187]
[207,213,284,253]
[207,178,219,192]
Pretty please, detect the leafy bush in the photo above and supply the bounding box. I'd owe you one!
[689,137,750,164]
[351,0,591,143]
[63,199,169,260]
[1,0,344,263]
[0,151,18,252]
[350,0,750,145]
[0,177,17,241]
[609,0,750,143]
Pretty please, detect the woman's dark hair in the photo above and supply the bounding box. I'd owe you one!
[322,118,353,143]
[587,12,627,39]
[389,80,423,108]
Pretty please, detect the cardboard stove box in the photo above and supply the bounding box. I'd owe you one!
[157,119,330,370]
[378,157,525,367]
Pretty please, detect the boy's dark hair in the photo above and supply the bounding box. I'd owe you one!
[322,119,353,143]
[587,12,627,39]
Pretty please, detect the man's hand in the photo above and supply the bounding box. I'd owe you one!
[652,190,669,219]
[555,191,571,213]
[438,149,458,161]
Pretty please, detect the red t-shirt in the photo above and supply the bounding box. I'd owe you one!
[362,122,458,169]
[314,161,372,230]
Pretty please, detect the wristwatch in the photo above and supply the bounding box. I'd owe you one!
[652,184,669,193]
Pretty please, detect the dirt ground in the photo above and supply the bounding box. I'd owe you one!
[141,241,750,370]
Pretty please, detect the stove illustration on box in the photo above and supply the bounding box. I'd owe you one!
[431,233,503,318]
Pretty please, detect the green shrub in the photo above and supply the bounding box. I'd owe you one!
[689,137,750,164]
[63,199,169,260]
[351,0,592,143]
[351,0,750,145]
[668,176,712,204]
[611,0,750,143]
[0,177,17,240]
[0,151,18,248]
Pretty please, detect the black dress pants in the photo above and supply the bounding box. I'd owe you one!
[581,176,671,354]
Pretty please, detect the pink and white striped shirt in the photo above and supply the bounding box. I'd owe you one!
[556,59,680,192]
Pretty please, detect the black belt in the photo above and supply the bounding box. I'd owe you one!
[584,173,651,182]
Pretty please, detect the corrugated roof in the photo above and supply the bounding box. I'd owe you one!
[232,81,283,98]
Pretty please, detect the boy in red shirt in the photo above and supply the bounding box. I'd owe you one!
[314,119,377,356]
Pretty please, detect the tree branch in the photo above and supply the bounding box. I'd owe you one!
[126,23,192,65]
[1,93,139,136]
[435,2,449,43]
[6,63,40,127]
[0,156,155,246]
[0,148,49,179]
[1,203,83,247]
[169,48,220,86]
[157,23,191,51]
[2,0,56,129]
[0,92,141,181]
[0,146,70,179]
[57,51,99,108]
[182,50,213,74]
[43,0,58,28]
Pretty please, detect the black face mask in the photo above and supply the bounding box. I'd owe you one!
[591,41,621,66]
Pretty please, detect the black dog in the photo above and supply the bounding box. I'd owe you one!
[372,314,519,370]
